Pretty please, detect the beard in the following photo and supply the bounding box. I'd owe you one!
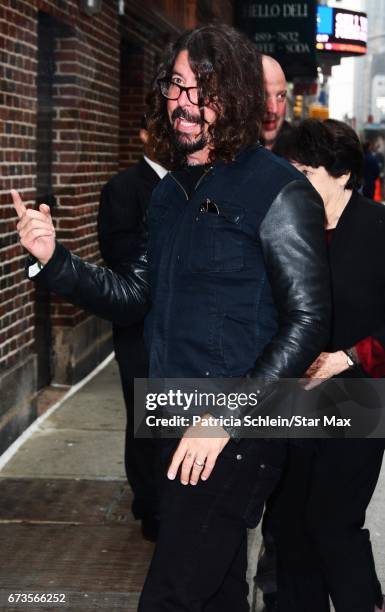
[170,107,208,155]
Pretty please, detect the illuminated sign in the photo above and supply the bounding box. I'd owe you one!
[317,6,333,35]
[316,6,367,55]
[234,0,318,79]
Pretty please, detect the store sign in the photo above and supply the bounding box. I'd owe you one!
[234,1,318,79]
[316,6,367,55]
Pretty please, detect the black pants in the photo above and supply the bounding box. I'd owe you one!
[138,439,286,612]
[114,325,158,520]
[270,439,384,612]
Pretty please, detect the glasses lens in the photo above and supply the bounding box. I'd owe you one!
[160,80,180,100]
[187,88,199,105]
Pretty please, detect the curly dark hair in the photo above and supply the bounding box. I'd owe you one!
[275,118,363,190]
[146,24,265,168]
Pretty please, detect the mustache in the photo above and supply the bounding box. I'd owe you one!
[171,107,204,125]
[263,112,278,122]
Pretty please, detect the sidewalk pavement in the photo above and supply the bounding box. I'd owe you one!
[0,356,151,612]
[0,357,384,611]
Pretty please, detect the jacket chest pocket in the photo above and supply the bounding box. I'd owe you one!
[189,200,245,273]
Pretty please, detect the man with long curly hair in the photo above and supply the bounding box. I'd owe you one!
[12,24,331,611]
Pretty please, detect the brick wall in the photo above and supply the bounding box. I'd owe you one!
[0,0,198,453]
[118,9,172,169]
[119,43,147,170]
[0,1,37,377]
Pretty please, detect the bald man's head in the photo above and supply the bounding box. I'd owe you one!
[262,55,287,149]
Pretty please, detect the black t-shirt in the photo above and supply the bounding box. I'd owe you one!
[172,164,211,198]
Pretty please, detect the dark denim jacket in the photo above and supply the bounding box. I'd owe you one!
[145,145,330,379]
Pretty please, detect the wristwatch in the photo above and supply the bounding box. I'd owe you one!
[28,260,44,278]
[343,348,358,367]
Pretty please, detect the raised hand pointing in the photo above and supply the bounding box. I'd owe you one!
[11,190,56,265]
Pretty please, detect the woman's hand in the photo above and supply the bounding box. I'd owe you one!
[11,190,56,265]
[167,416,230,485]
[304,351,351,389]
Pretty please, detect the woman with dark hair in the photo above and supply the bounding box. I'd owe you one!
[271,118,385,612]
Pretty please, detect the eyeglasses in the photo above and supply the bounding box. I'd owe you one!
[158,79,200,105]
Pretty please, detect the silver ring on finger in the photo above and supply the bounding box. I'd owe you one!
[194,459,205,468]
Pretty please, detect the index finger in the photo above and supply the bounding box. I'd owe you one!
[11,189,27,219]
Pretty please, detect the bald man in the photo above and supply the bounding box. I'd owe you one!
[261,55,287,150]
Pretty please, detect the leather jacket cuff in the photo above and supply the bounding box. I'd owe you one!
[208,375,278,441]
[26,242,65,282]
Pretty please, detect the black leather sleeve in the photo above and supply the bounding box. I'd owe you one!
[253,179,331,377]
[223,179,332,439]
[31,237,150,326]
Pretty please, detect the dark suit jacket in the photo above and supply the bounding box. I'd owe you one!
[328,190,385,353]
[98,157,162,380]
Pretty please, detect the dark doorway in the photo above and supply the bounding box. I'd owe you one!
[34,12,57,389]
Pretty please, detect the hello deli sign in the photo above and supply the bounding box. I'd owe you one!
[234,1,318,79]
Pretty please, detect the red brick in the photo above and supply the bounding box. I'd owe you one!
[0,0,199,383]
